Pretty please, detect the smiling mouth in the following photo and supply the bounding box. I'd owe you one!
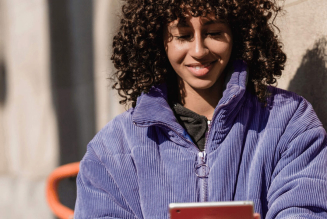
[186,60,217,69]
[186,60,217,77]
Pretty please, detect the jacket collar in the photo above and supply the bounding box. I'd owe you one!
[132,60,248,136]
[132,82,184,132]
[209,60,248,148]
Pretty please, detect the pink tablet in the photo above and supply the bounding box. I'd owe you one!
[169,201,254,219]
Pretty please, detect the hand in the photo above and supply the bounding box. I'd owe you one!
[254,213,260,219]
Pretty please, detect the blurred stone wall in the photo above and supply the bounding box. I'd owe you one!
[0,0,123,218]
[0,0,326,218]
[0,0,58,218]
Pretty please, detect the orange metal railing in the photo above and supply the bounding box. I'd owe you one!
[46,162,80,219]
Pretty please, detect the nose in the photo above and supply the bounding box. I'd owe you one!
[189,33,208,59]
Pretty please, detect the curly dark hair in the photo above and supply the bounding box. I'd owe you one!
[111,0,287,107]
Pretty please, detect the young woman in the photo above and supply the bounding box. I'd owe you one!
[74,0,327,218]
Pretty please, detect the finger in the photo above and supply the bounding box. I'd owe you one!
[253,213,260,219]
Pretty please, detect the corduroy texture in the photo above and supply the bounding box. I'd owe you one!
[75,60,327,219]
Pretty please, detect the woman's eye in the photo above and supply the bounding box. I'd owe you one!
[174,32,222,41]
[175,35,191,41]
[207,32,222,37]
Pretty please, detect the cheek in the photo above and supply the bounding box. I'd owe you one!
[210,33,233,58]
[212,42,233,59]
[166,43,187,65]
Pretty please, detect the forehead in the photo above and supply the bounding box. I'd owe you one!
[168,15,225,29]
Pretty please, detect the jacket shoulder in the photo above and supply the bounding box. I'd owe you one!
[83,108,137,162]
[268,86,303,106]
[267,86,323,132]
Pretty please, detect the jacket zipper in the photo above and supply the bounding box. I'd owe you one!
[197,120,211,202]
[197,95,236,202]
[197,150,208,202]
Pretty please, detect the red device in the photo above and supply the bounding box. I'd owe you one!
[169,201,254,219]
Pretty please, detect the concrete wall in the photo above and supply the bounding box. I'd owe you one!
[0,0,326,218]
[276,0,327,130]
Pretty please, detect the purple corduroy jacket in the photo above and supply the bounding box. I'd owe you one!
[74,61,327,219]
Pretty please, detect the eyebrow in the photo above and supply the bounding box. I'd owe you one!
[169,19,224,29]
[203,19,224,26]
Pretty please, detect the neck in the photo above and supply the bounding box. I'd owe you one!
[178,77,224,120]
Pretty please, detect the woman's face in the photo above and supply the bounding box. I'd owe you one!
[163,14,233,92]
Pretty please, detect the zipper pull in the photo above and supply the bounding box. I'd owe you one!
[195,151,209,178]
[198,151,207,163]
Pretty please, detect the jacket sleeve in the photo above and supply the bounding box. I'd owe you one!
[74,146,138,219]
[266,100,327,219]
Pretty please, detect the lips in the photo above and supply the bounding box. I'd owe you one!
[186,60,217,77]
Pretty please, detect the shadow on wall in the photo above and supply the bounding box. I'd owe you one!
[288,37,327,130]
[47,0,96,212]
[0,61,5,106]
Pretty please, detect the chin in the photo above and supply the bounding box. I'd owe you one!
[187,80,217,90]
